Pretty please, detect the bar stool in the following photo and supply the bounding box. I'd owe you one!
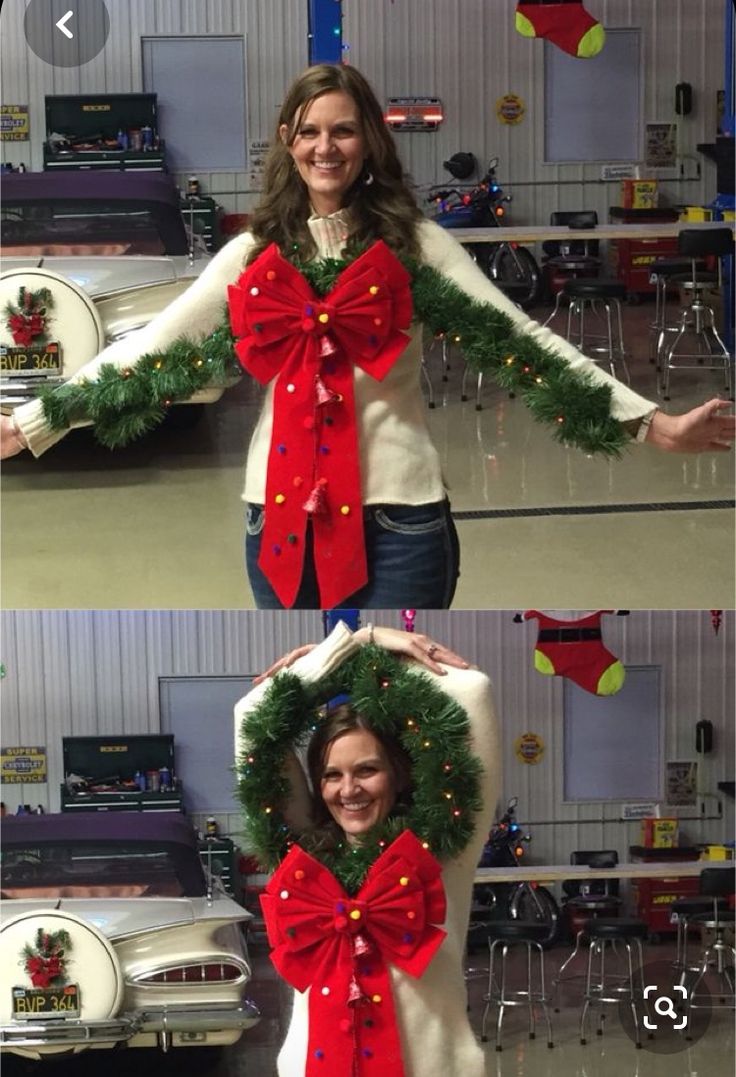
[554,851,622,1006]
[684,867,736,1032]
[671,893,729,975]
[480,921,554,1052]
[659,227,734,400]
[578,918,648,1048]
[648,256,706,366]
[544,278,630,382]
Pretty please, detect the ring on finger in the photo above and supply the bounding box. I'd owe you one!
[426,643,438,659]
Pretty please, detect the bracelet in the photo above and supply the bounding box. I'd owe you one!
[633,408,657,443]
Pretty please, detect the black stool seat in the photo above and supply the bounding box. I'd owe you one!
[583,918,648,939]
[672,896,729,915]
[689,909,735,927]
[486,921,552,943]
[651,257,706,275]
[666,271,719,286]
[563,278,626,299]
[567,896,622,911]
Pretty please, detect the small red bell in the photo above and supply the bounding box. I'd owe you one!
[347,974,367,1006]
[315,375,340,406]
[302,478,328,515]
[352,933,373,957]
[318,335,338,358]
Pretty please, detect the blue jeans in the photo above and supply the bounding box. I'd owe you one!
[245,501,460,609]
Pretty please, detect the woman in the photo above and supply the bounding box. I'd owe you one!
[234,621,501,1077]
[2,65,733,609]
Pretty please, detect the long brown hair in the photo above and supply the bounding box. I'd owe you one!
[303,703,413,850]
[247,64,423,266]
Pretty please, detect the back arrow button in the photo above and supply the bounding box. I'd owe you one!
[56,11,74,39]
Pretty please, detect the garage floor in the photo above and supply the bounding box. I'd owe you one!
[2,301,733,610]
[2,937,733,1076]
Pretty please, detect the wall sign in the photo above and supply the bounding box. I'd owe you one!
[645,122,678,170]
[496,94,525,125]
[1,105,29,141]
[514,732,545,764]
[1,746,47,784]
[385,97,444,132]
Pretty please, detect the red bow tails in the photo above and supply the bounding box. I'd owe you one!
[228,241,413,608]
[260,830,447,1077]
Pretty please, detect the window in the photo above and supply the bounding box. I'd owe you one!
[563,665,662,801]
[544,29,641,163]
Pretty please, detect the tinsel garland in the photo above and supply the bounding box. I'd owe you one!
[39,253,628,456]
[236,644,483,895]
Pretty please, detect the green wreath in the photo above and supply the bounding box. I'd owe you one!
[236,644,484,895]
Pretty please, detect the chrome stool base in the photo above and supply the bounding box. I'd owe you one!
[480,927,554,1052]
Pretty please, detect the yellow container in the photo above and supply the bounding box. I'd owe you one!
[700,844,734,861]
[722,210,735,221]
[641,817,679,848]
[680,206,713,222]
[622,179,658,209]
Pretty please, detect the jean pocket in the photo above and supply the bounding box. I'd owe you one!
[373,504,445,536]
[245,503,265,537]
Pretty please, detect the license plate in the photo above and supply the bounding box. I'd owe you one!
[0,342,62,376]
[12,984,80,1019]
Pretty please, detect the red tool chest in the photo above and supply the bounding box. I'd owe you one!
[629,845,701,939]
[609,207,681,297]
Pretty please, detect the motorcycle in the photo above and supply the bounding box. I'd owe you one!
[468,796,561,950]
[427,155,543,310]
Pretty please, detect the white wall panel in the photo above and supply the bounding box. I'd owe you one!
[1,0,723,218]
[1,610,732,885]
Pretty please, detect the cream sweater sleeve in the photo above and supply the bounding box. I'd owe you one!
[418,218,657,425]
[14,231,255,457]
[234,621,360,834]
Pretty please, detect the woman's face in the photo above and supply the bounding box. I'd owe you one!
[320,728,398,843]
[281,90,366,216]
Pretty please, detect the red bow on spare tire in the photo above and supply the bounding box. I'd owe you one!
[227,241,413,609]
[260,830,447,1077]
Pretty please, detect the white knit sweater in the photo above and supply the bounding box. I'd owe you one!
[15,213,655,508]
[234,621,502,1077]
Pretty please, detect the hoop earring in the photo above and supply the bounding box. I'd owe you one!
[363,170,374,186]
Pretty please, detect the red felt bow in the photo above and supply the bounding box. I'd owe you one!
[8,312,45,347]
[25,955,61,988]
[260,830,446,1077]
[228,241,413,608]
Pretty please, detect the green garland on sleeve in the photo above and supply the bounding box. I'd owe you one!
[38,254,630,456]
[235,644,484,895]
[411,263,629,457]
[39,314,241,450]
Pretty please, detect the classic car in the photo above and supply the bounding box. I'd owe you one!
[0,171,238,413]
[0,812,259,1060]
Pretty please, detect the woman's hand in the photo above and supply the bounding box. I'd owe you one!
[354,625,471,675]
[252,644,317,686]
[646,398,735,453]
[0,414,28,459]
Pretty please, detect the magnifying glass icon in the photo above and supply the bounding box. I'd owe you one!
[654,996,678,1021]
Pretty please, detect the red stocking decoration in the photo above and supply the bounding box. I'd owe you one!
[710,610,723,635]
[524,610,625,695]
[515,0,605,58]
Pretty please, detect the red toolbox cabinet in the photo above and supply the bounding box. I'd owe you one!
[629,845,701,938]
[609,207,681,297]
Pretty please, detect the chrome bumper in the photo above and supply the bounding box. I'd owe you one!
[0,1000,260,1048]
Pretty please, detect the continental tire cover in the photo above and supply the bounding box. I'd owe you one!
[0,267,105,379]
[0,909,124,1022]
